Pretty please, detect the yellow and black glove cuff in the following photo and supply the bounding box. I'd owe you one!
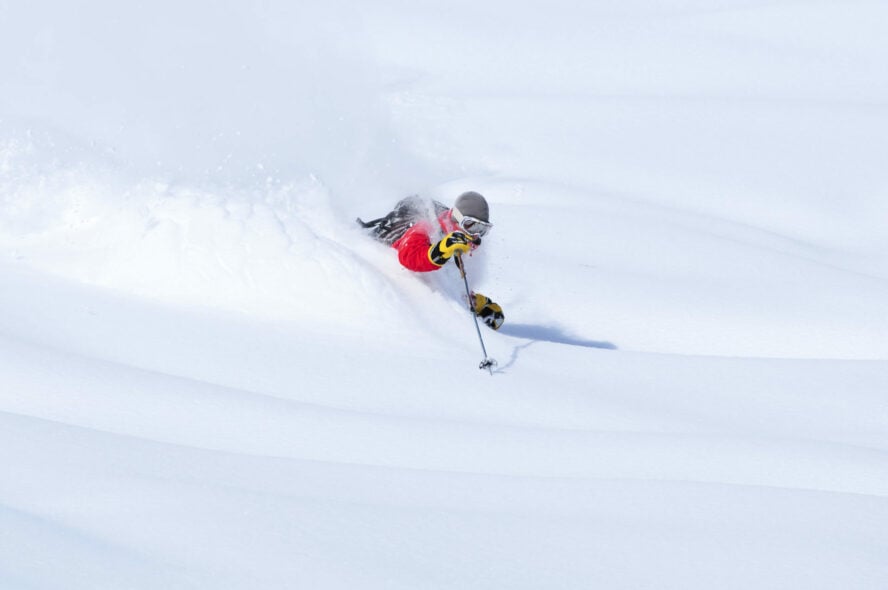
[471,292,504,330]
[428,231,472,266]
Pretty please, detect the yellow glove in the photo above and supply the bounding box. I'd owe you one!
[428,231,472,266]
[470,292,504,330]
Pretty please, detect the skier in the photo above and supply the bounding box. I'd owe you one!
[358,191,505,330]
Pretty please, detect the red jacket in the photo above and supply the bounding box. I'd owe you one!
[392,209,461,272]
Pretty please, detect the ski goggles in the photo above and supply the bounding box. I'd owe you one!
[453,209,493,237]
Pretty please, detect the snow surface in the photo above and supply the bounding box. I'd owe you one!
[2,1,888,588]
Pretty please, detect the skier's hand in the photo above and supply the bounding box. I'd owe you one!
[429,231,473,266]
[470,292,504,330]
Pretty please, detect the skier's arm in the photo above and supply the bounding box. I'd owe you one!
[393,224,444,272]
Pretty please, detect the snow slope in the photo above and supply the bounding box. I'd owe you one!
[2,1,888,588]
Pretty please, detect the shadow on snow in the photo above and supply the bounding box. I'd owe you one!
[493,323,617,372]
[498,323,617,350]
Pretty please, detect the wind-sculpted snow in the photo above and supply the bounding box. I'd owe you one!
[2,0,888,588]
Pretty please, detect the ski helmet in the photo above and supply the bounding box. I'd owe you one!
[453,191,490,222]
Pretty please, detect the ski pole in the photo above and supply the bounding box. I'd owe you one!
[455,253,496,374]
